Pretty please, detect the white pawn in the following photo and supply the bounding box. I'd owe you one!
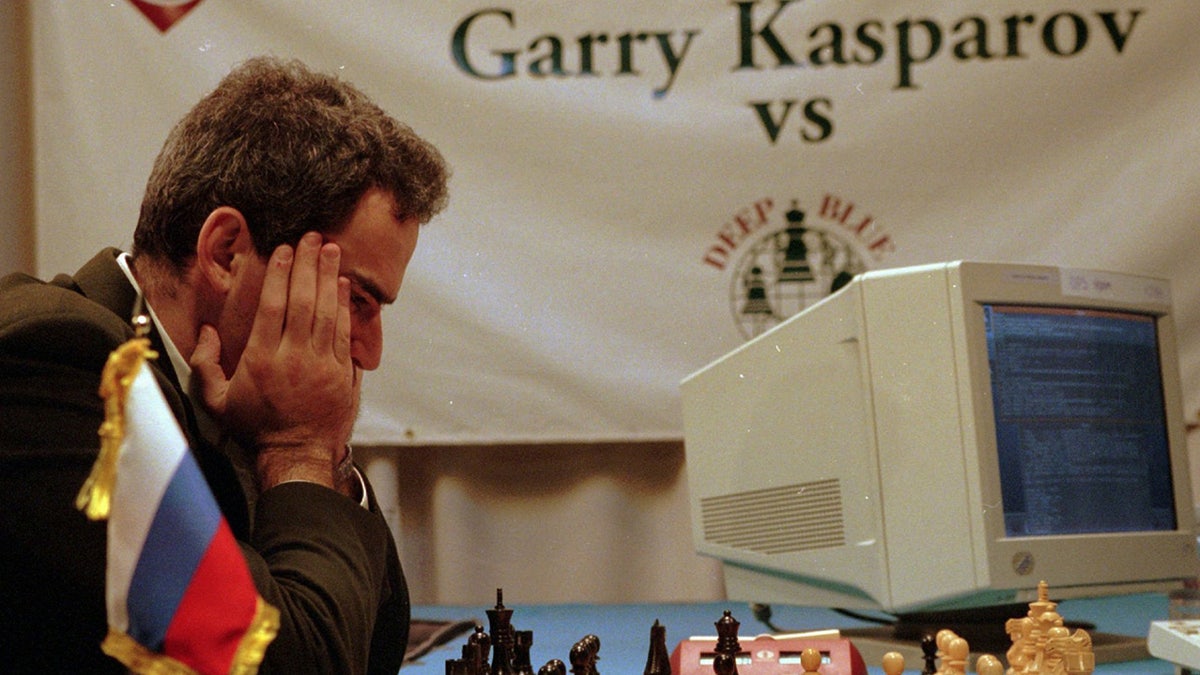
[935,629,959,675]
[801,647,822,674]
[976,654,1003,675]
[944,636,969,675]
[882,651,905,675]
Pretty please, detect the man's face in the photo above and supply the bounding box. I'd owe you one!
[325,188,420,372]
[217,188,419,375]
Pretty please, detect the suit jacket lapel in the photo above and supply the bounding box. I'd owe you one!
[69,249,184,396]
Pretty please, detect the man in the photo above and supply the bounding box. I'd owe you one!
[0,56,449,673]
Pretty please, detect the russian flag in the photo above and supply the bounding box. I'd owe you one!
[94,357,278,673]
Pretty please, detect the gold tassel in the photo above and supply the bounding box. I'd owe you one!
[76,337,159,521]
[100,629,199,675]
[229,597,281,675]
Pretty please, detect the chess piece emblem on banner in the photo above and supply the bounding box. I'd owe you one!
[728,198,873,339]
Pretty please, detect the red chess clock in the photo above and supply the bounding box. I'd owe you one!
[670,632,867,675]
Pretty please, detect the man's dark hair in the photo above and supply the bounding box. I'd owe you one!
[132,56,449,268]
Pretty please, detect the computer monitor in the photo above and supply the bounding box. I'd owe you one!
[681,261,1198,622]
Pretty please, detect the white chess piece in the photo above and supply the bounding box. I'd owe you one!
[881,651,905,675]
[801,647,822,674]
[976,654,1004,675]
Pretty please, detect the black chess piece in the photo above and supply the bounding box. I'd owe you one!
[712,610,741,675]
[539,659,567,675]
[568,634,601,675]
[568,640,590,675]
[643,619,671,675]
[487,589,516,675]
[581,634,600,674]
[513,630,535,675]
[462,640,489,675]
[468,624,492,673]
[920,634,938,675]
[712,653,737,675]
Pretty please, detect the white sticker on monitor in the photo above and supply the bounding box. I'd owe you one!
[1060,267,1171,306]
[1003,269,1057,285]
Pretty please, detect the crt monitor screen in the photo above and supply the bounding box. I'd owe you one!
[985,305,1176,537]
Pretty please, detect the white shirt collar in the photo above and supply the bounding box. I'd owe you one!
[115,252,192,392]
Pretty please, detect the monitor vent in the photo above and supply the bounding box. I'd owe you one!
[700,479,845,555]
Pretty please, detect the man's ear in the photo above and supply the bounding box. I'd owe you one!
[194,207,253,293]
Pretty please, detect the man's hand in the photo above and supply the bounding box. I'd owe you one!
[191,232,359,492]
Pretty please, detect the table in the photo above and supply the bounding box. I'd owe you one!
[404,593,1178,673]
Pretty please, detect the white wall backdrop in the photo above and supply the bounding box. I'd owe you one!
[29,1,1200,446]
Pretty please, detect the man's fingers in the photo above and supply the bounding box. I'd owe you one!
[188,324,229,415]
[312,242,343,351]
[283,232,323,346]
[247,243,294,351]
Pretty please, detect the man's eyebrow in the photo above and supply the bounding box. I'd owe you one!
[346,272,395,306]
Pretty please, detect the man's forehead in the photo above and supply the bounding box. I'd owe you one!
[326,189,419,304]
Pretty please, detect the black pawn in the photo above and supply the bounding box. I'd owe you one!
[920,634,938,675]
[539,659,566,675]
[569,641,590,675]
[643,620,671,675]
[583,634,600,674]
[712,653,737,675]
[467,624,492,673]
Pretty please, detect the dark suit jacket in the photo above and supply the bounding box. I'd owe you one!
[0,249,408,674]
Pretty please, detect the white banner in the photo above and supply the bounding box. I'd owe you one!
[31,1,1200,444]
